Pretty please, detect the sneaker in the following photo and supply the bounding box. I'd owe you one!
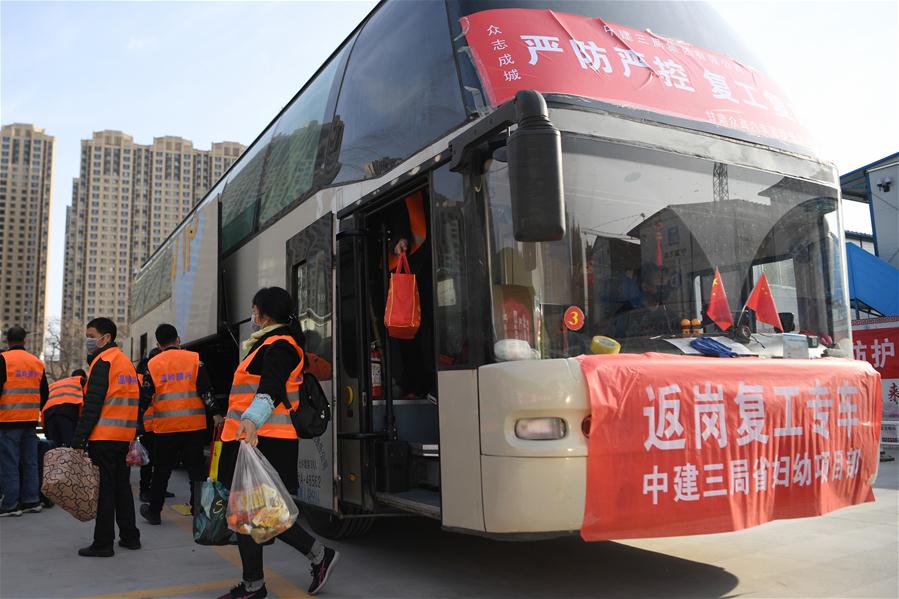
[217,582,268,599]
[41,498,54,509]
[118,538,141,550]
[139,503,161,525]
[0,506,22,517]
[78,544,114,557]
[308,548,340,595]
[21,502,43,514]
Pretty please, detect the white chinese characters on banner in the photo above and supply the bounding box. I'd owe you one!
[498,31,784,111]
[838,382,860,438]
[643,384,686,450]
[520,35,563,65]
[641,379,868,506]
[466,9,812,154]
[570,39,612,73]
[735,383,768,445]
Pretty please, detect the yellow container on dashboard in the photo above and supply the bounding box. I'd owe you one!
[591,335,621,355]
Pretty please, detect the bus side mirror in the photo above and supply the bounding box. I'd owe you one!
[449,90,566,242]
[508,92,566,242]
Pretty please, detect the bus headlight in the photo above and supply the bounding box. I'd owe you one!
[514,417,567,440]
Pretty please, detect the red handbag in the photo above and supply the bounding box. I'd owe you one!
[385,252,421,339]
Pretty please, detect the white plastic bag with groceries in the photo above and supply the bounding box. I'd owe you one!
[226,441,299,544]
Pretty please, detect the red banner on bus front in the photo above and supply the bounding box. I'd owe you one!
[461,9,812,148]
[576,353,880,541]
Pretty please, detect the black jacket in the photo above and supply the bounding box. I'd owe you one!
[71,343,115,448]
[242,326,305,410]
[0,345,50,429]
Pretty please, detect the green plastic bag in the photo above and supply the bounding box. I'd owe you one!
[193,479,236,546]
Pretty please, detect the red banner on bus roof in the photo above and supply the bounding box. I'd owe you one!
[461,9,813,148]
[576,353,880,541]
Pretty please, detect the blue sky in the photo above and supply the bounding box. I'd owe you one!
[2,1,897,326]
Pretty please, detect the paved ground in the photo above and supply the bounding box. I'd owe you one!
[1,450,896,599]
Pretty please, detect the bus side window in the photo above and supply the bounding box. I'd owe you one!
[331,0,465,184]
[220,128,275,253]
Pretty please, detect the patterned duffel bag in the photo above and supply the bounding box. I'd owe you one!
[41,447,99,522]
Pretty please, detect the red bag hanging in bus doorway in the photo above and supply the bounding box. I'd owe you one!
[385,251,420,339]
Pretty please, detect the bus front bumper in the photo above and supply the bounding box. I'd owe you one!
[479,358,590,534]
[481,455,587,534]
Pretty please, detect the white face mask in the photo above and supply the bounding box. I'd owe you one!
[85,336,100,354]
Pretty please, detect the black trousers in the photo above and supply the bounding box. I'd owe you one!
[219,438,316,582]
[149,429,206,514]
[44,415,77,447]
[88,441,139,548]
[139,432,155,495]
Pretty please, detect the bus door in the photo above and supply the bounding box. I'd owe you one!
[286,213,337,513]
[357,185,442,515]
[334,214,379,512]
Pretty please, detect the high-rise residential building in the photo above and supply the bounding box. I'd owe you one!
[62,130,243,338]
[0,124,54,356]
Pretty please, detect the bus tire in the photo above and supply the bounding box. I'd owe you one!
[302,505,375,540]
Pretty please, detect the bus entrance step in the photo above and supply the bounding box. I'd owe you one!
[409,443,439,458]
[375,489,441,519]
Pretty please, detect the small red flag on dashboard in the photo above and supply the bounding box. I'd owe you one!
[746,273,783,331]
[706,268,733,331]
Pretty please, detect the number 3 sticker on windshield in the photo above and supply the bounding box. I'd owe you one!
[564,306,585,331]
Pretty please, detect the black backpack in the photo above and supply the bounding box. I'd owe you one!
[287,372,331,439]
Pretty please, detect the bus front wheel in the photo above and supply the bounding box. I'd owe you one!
[302,505,375,540]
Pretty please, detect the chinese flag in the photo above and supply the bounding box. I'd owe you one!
[746,273,783,331]
[706,268,733,331]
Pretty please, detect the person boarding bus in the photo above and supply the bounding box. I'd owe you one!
[215,287,339,598]
[138,324,222,525]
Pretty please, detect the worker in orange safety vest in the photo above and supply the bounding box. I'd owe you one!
[138,324,221,525]
[0,326,49,517]
[71,317,141,557]
[42,369,86,447]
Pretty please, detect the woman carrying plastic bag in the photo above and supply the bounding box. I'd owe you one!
[215,287,339,599]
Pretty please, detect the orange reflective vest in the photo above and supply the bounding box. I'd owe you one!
[87,346,139,442]
[0,349,44,424]
[222,335,304,442]
[42,376,84,424]
[146,349,205,434]
[387,191,427,271]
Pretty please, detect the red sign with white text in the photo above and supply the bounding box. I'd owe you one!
[577,353,880,541]
[461,9,812,148]
[853,316,899,419]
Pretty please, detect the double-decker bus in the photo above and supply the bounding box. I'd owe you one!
[129,0,858,540]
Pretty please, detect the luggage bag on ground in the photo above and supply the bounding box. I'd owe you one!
[41,447,99,522]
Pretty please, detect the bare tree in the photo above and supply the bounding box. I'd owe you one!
[44,318,87,382]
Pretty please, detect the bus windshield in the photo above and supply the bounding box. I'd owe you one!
[485,137,849,359]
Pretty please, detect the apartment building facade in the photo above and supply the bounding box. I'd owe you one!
[0,124,54,356]
[62,130,243,338]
